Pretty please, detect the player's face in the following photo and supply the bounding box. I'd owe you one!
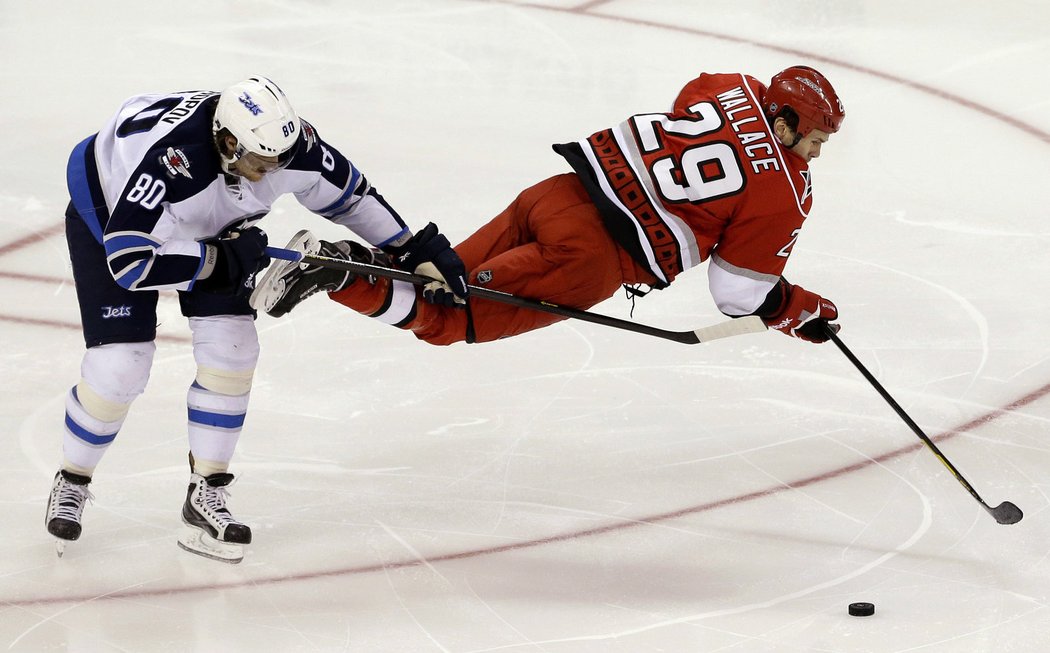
[220,135,282,182]
[231,152,281,182]
[790,129,830,163]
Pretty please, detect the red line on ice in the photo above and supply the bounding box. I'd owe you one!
[3,3,1047,608]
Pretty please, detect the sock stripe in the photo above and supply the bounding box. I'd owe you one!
[187,408,246,429]
[64,414,117,446]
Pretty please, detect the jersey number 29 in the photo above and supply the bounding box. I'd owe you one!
[632,101,745,203]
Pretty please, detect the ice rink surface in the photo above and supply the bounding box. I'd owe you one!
[3,1,1050,651]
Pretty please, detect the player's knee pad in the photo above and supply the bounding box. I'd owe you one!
[79,341,156,412]
[74,381,130,422]
[189,316,259,395]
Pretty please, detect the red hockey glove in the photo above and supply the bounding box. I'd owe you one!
[762,283,839,343]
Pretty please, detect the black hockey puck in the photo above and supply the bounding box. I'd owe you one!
[848,602,875,617]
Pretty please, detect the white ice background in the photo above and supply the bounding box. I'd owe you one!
[2,1,1049,651]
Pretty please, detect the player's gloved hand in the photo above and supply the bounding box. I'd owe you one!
[762,283,839,343]
[197,227,271,296]
[385,223,469,307]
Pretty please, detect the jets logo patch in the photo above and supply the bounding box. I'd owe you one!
[301,119,318,152]
[238,92,262,115]
[160,147,193,179]
[102,305,132,319]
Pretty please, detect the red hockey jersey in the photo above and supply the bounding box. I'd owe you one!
[555,72,814,315]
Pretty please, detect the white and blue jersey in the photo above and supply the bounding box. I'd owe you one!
[66,90,410,292]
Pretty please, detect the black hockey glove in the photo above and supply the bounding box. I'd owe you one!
[196,227,271,296]
[385,222,469,307]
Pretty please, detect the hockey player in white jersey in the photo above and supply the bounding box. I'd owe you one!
[48,76,468,562]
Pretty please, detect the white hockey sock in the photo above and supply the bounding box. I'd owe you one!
[369,279,418,327]
[187,381,249,471]
[62,386,126,474]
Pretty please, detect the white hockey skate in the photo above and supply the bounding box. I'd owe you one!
[177,472,252,564]
[45,470,93,558]
[250,229,380,317]
[249,229,319,315]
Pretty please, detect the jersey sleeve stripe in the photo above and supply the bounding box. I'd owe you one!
[708,252,780,315]
[103,231,161,254]
[112,258,150,289]
[612,121,701,270]
[576,135,670,285]
[738,75,808,217]
[376,226,411,248]
[66,135,109,244]
[318,166,361,217]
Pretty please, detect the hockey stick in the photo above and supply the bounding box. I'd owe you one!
[825,325,1023,525]
[264,246,766,344]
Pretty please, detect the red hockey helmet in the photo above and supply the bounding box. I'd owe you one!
[762,66,845,137]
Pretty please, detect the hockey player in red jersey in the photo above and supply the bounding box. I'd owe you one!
[253,65,844,346]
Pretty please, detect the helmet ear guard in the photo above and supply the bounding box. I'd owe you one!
[763,66,845,138]
[213,76,302,171]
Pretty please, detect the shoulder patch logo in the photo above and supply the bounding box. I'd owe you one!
[799,169,813,204]
[160,147,193,179]
[238,92,262,115]
[300,119,317,152]
[476,270,493,285]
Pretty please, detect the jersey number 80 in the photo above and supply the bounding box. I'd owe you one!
[126,173,166,210]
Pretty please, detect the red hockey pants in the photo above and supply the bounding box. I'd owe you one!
[329,173,658,345]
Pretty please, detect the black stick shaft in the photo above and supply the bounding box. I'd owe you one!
[826,327,1007,518]
[278,249,761,344]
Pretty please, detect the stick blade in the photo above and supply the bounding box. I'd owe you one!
[692,315,766,343]
[988,501,1023,525]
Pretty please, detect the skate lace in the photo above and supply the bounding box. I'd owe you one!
[200,482,238,525]
[52,481,94,521]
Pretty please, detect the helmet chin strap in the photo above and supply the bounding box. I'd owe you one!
[215,136,246,175]
[772,116,803,150]
[220,156,240,176]
[775,125,803,150]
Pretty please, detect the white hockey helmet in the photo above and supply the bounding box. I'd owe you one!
[213,76,301,170]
